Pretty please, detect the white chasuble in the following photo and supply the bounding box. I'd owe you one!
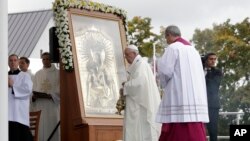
[30,64,60,141]
[123,55,161,141]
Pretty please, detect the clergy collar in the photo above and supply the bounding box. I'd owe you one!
[8,69,20,75]
[43,64,57,71]
[174,37,191,45]
[205,67,214,71]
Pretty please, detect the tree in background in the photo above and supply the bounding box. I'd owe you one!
[127,16,164,58]
[192,28,215,55]
[192,18,250,136]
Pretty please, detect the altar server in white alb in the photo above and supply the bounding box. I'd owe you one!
[31,52,60,141]
[120,45,161,141]
[156,25,209,141]
[8,55,33,141]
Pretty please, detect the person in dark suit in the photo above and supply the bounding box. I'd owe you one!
[203,53,223,141]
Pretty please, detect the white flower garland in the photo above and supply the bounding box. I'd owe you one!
[53,0,128,71]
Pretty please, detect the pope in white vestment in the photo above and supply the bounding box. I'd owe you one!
[122,45,161,141]
[30,52,60,141]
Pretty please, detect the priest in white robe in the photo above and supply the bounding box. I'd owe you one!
[30,52,60,141]
[8,55,33,141]
[121,45,161,141]
[156,25,209,141]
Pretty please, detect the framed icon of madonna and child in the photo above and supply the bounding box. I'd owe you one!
[67,8,128,118]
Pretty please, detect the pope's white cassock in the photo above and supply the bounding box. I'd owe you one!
[123,55,161,141]
[156,41,209,123]
[9,71,33,127]
[30,64,60,141]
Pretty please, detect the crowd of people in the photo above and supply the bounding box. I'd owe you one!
[8,25,222,141]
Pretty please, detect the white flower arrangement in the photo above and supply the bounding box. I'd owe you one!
[53,0,128,71]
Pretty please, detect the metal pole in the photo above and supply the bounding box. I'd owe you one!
[236,114,240,125]
[219,111,244,125]
[0,0,8,140]
[153,43,156,78]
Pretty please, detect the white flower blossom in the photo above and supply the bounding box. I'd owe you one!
[62,58,67,64]
[53,0,127,71]
[65,66,69,70]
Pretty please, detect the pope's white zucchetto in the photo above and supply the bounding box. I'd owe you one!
[127,44,138,51]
